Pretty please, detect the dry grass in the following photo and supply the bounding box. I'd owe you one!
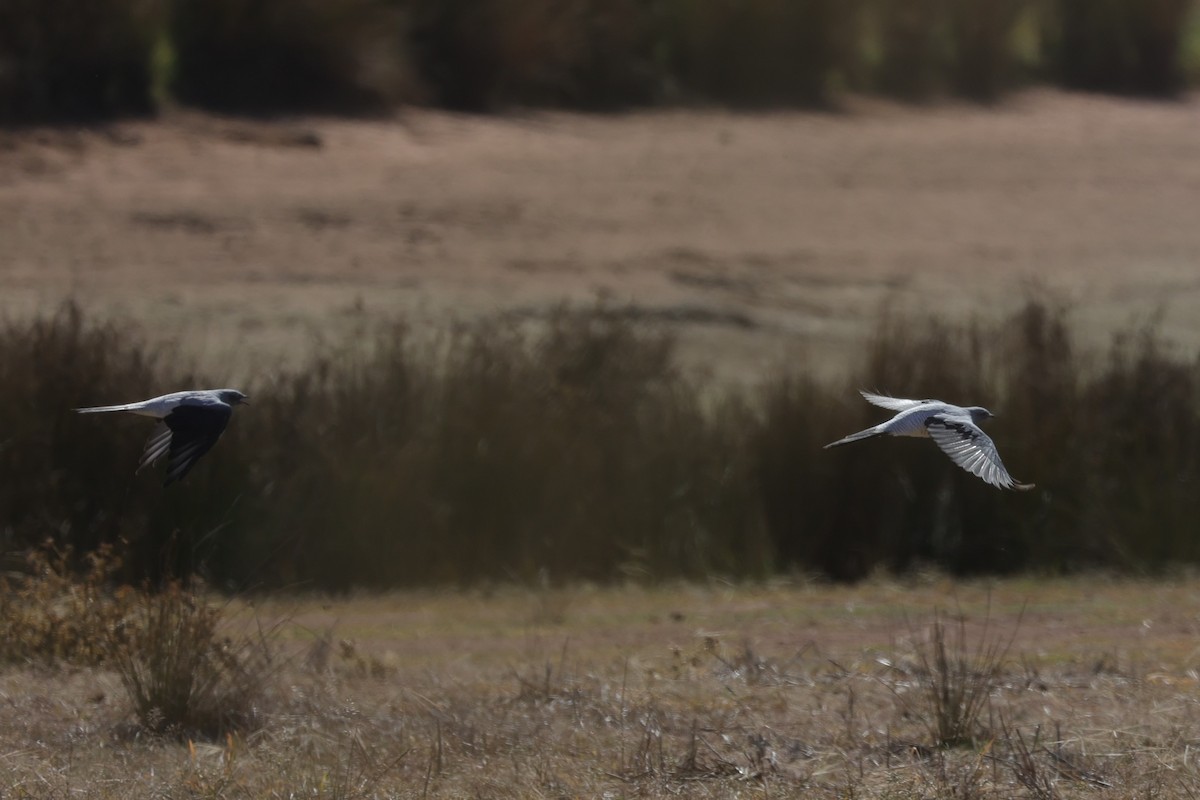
[893,604,1021,748]
[0,545,273,739]
[4,96,1200,389]
[0,544,132,666]
[6,95,1200,793]
[112,581,274,738]
[3,577,1200,797]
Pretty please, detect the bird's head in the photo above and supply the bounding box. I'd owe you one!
[218,389,250,406]
[967,406,993,423]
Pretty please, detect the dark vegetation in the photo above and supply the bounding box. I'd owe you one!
[168,0,413,113]
[2,300,1199,590]
[0,0,163,121]
[1,0,1197,120]
[0,545,270,737]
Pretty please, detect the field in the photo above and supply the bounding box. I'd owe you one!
[5,578,1200,797]
[4,90,1200,384]
[6,92,1200,797]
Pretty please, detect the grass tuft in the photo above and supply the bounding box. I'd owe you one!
[893,604,1019,748]
[111,581,273,738]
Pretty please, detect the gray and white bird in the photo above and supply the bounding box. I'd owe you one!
[825,391,1033,490]
[75,389,248,486]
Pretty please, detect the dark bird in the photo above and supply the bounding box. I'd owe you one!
[75,389,248,485]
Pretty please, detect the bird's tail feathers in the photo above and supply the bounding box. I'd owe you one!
[74,404,137,414]
[824,427,885,448]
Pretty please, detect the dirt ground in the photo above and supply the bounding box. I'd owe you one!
[3,90,1200,385]
[7,579,1200,797]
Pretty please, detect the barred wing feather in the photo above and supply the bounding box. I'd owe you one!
[925,415,1034,491]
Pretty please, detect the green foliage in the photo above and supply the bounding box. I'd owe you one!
[1042,0,1195,94]
[657,0,860,107]
[403,0,660,110]
[2,0,1198,119]
[870,0,948,100]
[947,0,1030,100]
[168,0,415,113]
[866,0,1030,101]
[0,0,164,121]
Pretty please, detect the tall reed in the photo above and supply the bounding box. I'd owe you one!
[4,300,1200,588]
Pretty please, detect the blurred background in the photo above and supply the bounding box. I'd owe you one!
[2,0,1200,589]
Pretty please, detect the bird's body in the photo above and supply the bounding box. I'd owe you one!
[75,389,234,419]
[826,391,1033,491]
[75,388,248,485]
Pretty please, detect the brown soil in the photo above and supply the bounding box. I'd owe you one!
[3,90,1200,384]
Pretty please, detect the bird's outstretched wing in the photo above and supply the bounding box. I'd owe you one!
[138,404,233,486]
[859,391,927,412]
[138,421,173,472]
[925,415,1034,491]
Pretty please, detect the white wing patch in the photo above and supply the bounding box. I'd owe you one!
[925,415,1033,491]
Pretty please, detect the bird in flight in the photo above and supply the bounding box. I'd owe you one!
[75,389,248,486]
[825,391,1033,490]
